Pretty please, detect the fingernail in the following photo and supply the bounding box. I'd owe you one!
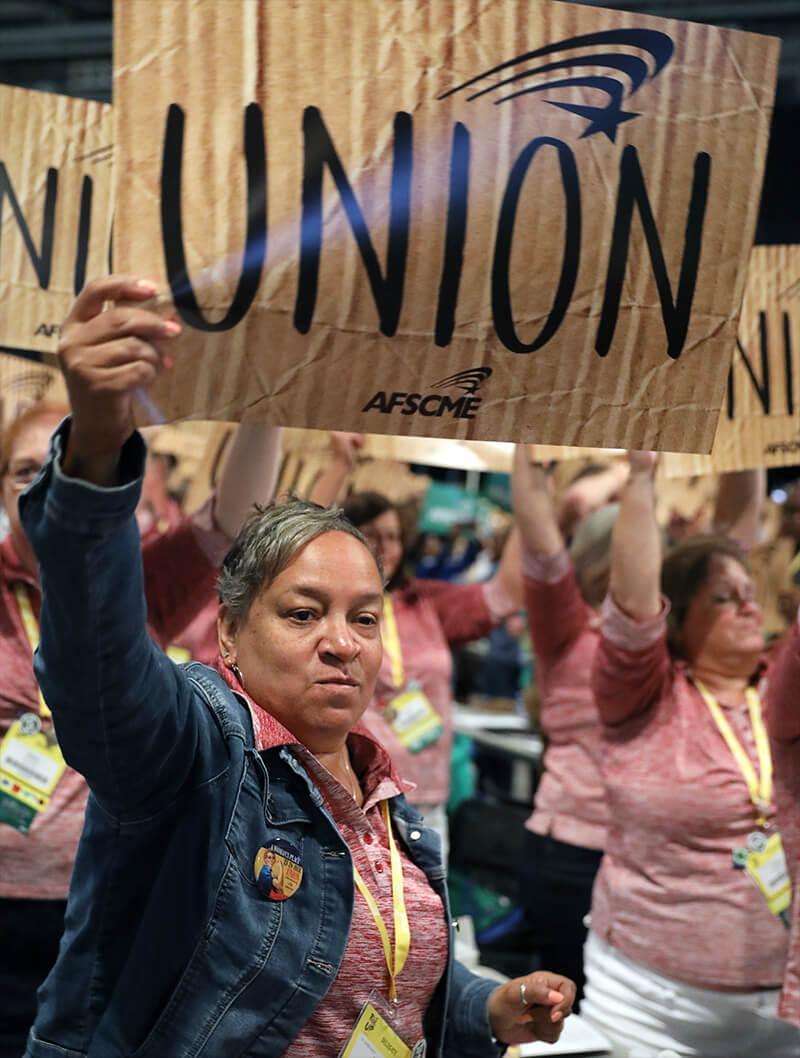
[163,356,174,370]
[162,320,182,337]
[552,1010,563,1022]
[547,991,564,1004]
[136,279,158,294]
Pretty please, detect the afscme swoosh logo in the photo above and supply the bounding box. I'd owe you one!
[438,28,674,142]
[432,366,493,394]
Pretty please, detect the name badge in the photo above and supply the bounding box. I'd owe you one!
[339,992,425,1058]
[0,714,67,833]
[733,831,792,918]
[383,687,443,754]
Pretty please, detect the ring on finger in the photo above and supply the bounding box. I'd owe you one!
[519,982,528,1007]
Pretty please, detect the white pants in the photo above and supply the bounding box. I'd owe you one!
[581,931,800,1058]
[416,801,448,866]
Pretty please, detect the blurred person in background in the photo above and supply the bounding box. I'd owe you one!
[581,451,797,1058]
[135,448,181,539]
[415,525,482,582]
[510,448,626,1004]
[134,430,283,666]
[0,366,281,1056]
[511,448,765,1008]
[18,274,576,1057]
[339,489,522,860]
[310,434,526,855]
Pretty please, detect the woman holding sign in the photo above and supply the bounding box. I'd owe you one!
[581,451,799,1057]
[19,275,575,1058]
[0,393,281,1057]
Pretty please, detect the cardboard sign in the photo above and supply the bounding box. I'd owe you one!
[0,356,61,428]
[664,246,800,475]
[0,84,113,373]
[113,0,779,451]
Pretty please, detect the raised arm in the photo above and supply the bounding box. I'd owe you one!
[214,420,283,537]
[592,450,668,725]
[512,444,563,558]
[307,431,364,506]
[142,421,283,645]
[610,451,661,620]
[712,468,766,551]
[21,277,209,819]
[512,444,587,659]
[558,459,628,537]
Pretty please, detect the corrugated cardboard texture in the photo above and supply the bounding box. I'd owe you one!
[0,355,62,428]
[0,84,112,381]
[664,245,800,475]
[113,0,778,450]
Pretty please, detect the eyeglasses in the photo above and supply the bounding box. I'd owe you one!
[708,586,757,609]
[4,461,42,489]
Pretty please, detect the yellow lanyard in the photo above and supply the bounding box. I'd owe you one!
[13,584,51,719]
[351,801,411,1002]
[382,595,405,690]
[695,679,772,824]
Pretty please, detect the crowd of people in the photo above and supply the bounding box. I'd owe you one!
[0,274,799,1058]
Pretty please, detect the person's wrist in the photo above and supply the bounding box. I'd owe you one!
[62,425,128,486]
[486,987,504,1043]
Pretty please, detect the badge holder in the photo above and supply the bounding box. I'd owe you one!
[339,990,425,1058]
[0,714,67,833]
[733,830,792,922]
[383,683,444,754]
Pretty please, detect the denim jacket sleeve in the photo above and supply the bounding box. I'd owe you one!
[19,419,210,822]
[443,960,503,1058]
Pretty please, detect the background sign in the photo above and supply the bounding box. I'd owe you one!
[664,246,800,475]
[0,84,112,375]
[113,0,779,451]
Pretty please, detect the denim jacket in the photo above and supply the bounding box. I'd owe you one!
[19,421,501,1058]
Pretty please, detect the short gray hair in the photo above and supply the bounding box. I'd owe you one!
[218,498,383,620]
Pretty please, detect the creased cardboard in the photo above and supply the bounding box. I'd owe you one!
[664,245,800,476]
[0,84,112,387]
[0,355,62,428]
[113,0,779,451]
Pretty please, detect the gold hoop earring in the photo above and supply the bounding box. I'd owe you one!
[228,662,244,687]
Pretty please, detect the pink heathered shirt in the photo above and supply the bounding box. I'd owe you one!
[764,618,800,1025]
[362,578,513,807]
[523,549,607,850]
[590,595,788,990]
[224,668,450,1056]
[0,505,228,900]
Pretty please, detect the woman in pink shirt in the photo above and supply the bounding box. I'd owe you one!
[0,395,282,1057]
[511,446,627,1003]
[582,451,799,1058]
[341,490,521,856]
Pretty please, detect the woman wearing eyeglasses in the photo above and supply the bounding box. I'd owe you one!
[0,384,281,1057]
[580,451,799,1058]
